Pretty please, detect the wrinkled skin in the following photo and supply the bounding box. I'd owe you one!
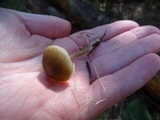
[0,8,160,120]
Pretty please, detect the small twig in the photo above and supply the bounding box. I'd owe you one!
[87,30,107,56]
[86,61,92,77]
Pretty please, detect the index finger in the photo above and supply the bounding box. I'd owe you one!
[69,20,139,48]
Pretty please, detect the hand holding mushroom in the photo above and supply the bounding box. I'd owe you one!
[1,8,160,120]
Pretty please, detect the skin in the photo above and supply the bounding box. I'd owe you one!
[0,8,160,120]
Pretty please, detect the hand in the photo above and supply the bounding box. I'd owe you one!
[0,8,160,120]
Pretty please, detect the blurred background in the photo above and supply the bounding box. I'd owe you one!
[0,0,160,120]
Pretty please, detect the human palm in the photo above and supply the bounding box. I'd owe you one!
[0,8,160,120]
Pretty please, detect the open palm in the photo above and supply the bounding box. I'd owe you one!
[0,8,160,120]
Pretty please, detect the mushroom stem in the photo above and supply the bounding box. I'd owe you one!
[70,47,90,59]
[70,37,101,59]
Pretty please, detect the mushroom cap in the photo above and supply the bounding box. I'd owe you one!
[42,45,73,81]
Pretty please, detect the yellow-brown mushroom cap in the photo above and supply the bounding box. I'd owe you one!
[42,45,73,81]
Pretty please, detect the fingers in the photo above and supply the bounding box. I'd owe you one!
[52,20,138,56]
[17,11,71,38]
[69,20,139,48]
[91,33,160,79]
[89,53,160,118]
[91,26,160,58]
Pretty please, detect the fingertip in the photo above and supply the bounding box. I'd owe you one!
[51,18,72,37]
[114,20,139,27]
[104,20,139,39]
[144,53,160,73]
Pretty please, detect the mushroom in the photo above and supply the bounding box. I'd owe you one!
[42,37,101,81]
